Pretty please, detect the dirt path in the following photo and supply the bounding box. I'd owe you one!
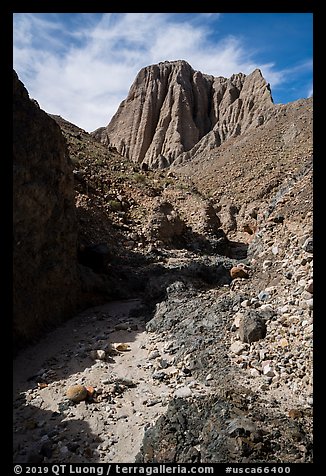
[13,299,209,463]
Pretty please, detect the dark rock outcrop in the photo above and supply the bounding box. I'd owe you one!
[93,60,274,168]
[13,71,80,348]
[238,312,267,343]
[145,200,186,245]
[78,242,110,273]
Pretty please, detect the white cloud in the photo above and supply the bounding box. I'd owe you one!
[200,13,220,17]
[13,13,310,132]
[307,84,313,97]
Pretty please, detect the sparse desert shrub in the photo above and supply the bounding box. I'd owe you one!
[107,200,122,211]
[176,182,191,191]
[133,173,147,183]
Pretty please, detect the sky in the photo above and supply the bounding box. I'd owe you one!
[13,13,313,132]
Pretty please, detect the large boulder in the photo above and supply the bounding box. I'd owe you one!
[146,201,186,245]
[238,312,267,343]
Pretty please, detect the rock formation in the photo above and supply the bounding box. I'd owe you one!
[13,71,80,348]
[145,200,186,245]
[92,60,274,168]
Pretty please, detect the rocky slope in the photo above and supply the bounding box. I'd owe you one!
[50,114,231,301]
[92,60,274,168]
[134,95,313,463]
[13,71,80,349]
[174,97,313,241]
[136,195,313,463]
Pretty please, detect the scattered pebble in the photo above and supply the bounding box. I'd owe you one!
[90,350,106,360]
[230,341,247,355]
[148,350,160,360]
[174,386,192,398]
[66,385,88,403]
[230,266,249,279]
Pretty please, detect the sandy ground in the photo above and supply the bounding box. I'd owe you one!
[13,299,209,463]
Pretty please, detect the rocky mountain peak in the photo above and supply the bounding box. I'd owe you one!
[92,61,274,168]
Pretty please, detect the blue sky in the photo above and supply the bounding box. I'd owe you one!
[13,13,313,132]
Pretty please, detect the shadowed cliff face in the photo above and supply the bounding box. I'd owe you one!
[13,71,80,348]
[92,60,274,168]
